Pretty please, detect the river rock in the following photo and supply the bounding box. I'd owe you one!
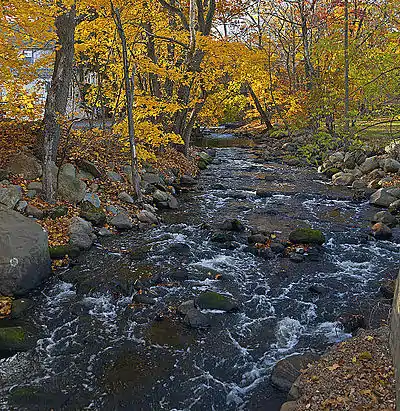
[118,191,134,204]
[25,204,44,219]
[142,172,161,185]
[389,199,400,215]
[16,200,28,213]
[289,228,325,245]
[369,169,385,180]
[0,326,33,352]
[332,172,355,186]
[80,201,106,226]
[199,152,213,164]
[383,158,400,173]
[138,210,158,224]
[372,211,397,227]
[256,189,273,198]
[0,205,51,296]
[184,308,210,328]
[107,171,123,182]
[7,153,42,180]
[280,402,298,411]
[339,313,366,333]
[270,242,286,254]
[0,169,9,180]
[352,179,367,189]
[84,192,101,208]
[380,279,396,300]
[68,217,96,250]
[152,189,169,203]
[196,291,238,312]
[49,245,80,259]
[271,353,320,392]
[10,298,34,319]
[47,205,69,219]
[77,159,102,178]
[328,152,344,164]
[177,300,195,315]
[98,227,114,237]
[180,175,197,186]
[57,164,87,203]
[323,167,341,179]
[169,243,191,255]
[248,233,267,244]
[359,156,380,174]
[110,212,133,230]
[370,188,397,207]
[371,223,392,240]
[0,185,22,209]
[27,181,43,192]
[219,219,245,232]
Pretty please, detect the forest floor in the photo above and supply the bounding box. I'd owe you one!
[292,327,395,411]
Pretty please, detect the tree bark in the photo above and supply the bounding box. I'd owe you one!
[111,3,143,202]
[247,83,273,130]
[344,0,350,132]
[42,4,76,202]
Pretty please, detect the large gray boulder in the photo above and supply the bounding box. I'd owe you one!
[383,158,400,173]
[0,206,51,296]
[68,217,96,250]
[359,156,380,174]
[332,172,355,186]
[271,353,319,392]
[57,164,87,203]
[7,153,42,180]
[0,185,22,209]
[370,188,397,207]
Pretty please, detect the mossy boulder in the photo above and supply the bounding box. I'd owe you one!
[47,205,69,219]
[199,152,213,164]
[0,326,31,352]
[49,245,81,259]
[289,228,325,245]
[196,291,238,312]
[198,160,208,170]
[323,167,341,178]
[80,201,106,226]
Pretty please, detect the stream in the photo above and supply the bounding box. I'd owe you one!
[0,136,399,410]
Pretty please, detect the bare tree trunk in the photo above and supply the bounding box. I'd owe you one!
[42,4,76,202]
[247,83,273,130]
[344,0,350,132]
[111,2,143,202]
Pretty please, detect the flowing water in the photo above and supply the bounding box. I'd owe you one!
[1,140,399,411]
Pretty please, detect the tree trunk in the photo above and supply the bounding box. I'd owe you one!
[344,0,350,132]
[247,83,273,130]
[111,3,143,202]
[42,5,76,202]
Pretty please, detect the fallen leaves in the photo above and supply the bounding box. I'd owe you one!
[294,327,395,410]
[0,297,12,319]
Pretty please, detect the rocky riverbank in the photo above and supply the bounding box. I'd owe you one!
[0,127,399,410]
[0,142,215,355]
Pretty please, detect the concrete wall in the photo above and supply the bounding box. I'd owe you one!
[390,276,400,410]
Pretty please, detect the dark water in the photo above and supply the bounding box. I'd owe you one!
[0,145,399,411]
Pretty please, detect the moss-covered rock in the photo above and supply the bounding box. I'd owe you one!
[80,201,106,226]
[47,205,69,219]
[196,291,238,312]
[289,228,325,245]
[49,245,80,259]
[0,326,30,351]
[199,152,213,164]
[198,160,208,170]
[323,167,341,179]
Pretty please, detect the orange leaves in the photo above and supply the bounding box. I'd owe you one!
[0,297,12,319]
